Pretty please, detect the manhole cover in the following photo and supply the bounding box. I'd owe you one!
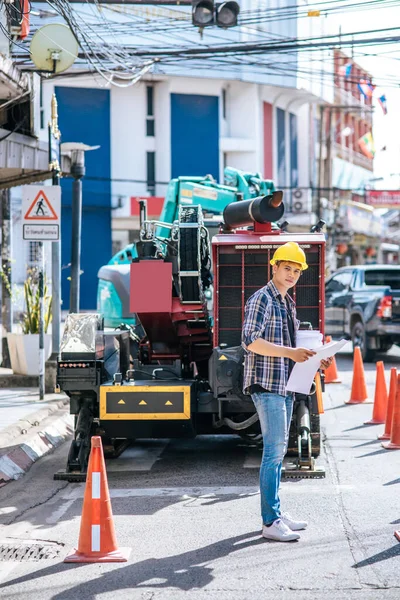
[0,539,63,561]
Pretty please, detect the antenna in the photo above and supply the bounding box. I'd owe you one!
[30,24,78,74]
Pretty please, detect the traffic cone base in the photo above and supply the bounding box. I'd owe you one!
[345,397,373,404]
[395,531,400,542]
[377,432,391,440]
[365,418,386,425]
[64,548,131,563]
[381,440,400,450]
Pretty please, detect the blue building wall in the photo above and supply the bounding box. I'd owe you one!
[55,86,111,310]
[171,93,219,180]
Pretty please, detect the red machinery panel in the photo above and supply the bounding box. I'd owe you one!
[212,232,325,348]
[130,261,172,314]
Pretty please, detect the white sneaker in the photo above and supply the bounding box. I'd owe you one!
[281,512,308,531]
[262,518,300,542]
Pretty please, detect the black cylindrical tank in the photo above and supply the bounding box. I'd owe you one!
[223,191,284,228]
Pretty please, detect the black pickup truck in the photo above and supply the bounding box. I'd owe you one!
[325,265,400,361]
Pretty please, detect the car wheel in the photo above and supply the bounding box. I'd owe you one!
[351,321,375,362]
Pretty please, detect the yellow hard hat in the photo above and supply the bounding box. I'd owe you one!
[270,242,308,271]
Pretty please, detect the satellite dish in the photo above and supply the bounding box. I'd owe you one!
[30,24,79,74]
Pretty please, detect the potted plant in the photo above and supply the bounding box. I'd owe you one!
[7,271,53,376]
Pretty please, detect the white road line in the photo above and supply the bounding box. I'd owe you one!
[62,486,260,500]
[106,440,169,472]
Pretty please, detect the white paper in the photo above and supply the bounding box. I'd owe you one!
[286,339,348,395]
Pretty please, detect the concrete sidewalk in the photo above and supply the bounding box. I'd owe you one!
[0,387,72,485]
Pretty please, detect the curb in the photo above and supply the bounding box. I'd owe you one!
[0,406,74,485]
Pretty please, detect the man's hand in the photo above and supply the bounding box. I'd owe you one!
[288,347,316,362]
[320,357,333,370]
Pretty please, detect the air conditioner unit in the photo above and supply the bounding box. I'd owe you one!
[291,188,312,214]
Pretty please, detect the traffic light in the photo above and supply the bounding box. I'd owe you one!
[192,0,240,28]
[192,0,215,27]
[216,2,240,28]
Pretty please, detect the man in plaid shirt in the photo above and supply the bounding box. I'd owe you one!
[242,241,332,542]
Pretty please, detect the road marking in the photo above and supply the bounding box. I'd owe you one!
[106,440,169,472]
[63,486,260,500]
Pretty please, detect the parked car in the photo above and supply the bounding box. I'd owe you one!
[325,265,400,361]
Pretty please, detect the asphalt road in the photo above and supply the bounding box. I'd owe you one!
[0,345,399,599]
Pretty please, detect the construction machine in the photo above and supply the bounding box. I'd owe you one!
[55,185,326,482]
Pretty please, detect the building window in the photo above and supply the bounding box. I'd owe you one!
[147,151,155,195]
[222,89,227,119]
[146,86,155,137]
[28,242,41,264]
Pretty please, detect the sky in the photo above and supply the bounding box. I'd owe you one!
[326,1,400,188]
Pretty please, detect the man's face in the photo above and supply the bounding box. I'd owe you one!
[272,260,302,289]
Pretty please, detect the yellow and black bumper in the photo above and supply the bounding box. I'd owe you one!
[99,380,192,421]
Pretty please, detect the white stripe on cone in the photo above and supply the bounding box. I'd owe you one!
[91,524,100,552]
[92,472,101,499]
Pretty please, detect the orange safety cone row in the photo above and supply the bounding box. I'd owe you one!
[64,437,131,563]
[324,336,341,383]
[378,368,397,440]
[364,361,388,425]
[345,346,371,404]
[382,373,400,450]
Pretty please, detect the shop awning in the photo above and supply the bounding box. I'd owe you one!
[0,128,70,189]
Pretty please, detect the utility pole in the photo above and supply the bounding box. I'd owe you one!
[0,189,12,368]
[61,143,99,314]
[70,151,85,313]
[45,94,62,392]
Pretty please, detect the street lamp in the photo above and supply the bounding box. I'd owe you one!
[61,142,99,314]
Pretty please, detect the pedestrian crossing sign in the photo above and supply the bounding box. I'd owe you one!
[24,190,58,220]
[22,185,61,241]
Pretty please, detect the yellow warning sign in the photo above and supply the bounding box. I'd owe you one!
[139,400,147,405]
[219,355,228,361]
[24,190,58,221]
[165,400,173,406]
[118,399,125,404]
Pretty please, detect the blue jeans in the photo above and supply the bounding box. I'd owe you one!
[251,391,294,525]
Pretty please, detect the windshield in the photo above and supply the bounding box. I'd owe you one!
[364,270,400,289]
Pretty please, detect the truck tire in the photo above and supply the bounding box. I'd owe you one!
[351,321,375,362]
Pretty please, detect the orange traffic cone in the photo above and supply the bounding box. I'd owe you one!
[364,361,388,424]
[64,437,131,563]
[378,368,397,440]
[395,530,400,542]
[382,374,400,450]
[314,371,324,414]
[324,336,341,383]
[345,346,371,404]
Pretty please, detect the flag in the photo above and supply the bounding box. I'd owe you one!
[358,132,375,159]
[339,62,352,78]
[378,94,388,115]
[358,79,375,99]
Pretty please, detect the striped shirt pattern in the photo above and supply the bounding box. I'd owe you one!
[241,280,299,396]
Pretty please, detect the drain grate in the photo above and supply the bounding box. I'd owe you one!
[0,539,63,561]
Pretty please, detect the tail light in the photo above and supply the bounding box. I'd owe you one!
[377,295,392,319]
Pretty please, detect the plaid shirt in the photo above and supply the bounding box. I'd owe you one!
[241,280,299,396]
